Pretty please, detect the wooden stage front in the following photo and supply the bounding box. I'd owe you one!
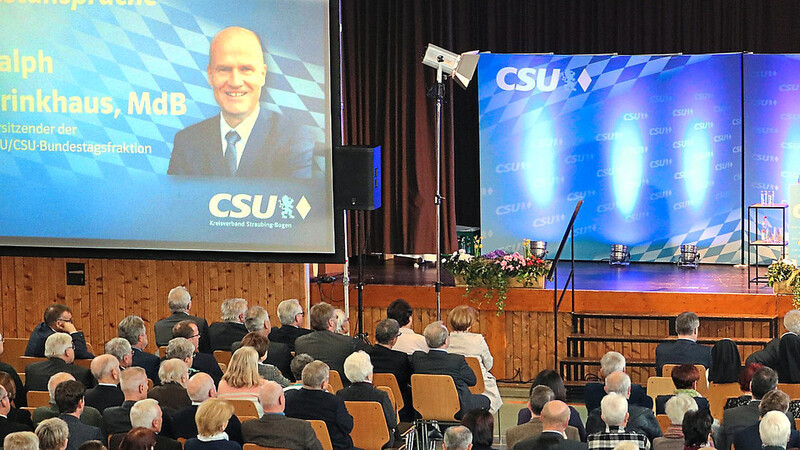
[313,259,794,385]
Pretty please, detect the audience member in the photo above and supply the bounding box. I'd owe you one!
[118,315,161,385]
[652,394,697,450]
[268,299,312,351]
[507,386,580,448]
[0,385,31,442]
[217,346,267,415]
[732,389,800,450]
[284,354,314,391]
[778,333,800,383]
[586,372,661,444]
[54,380,103,450]
[108,399,180,450]
[26,333,93,391]
[461,408,494,450]
[746,311,800,368]
[447,305,503,413]
[295,302,356,381]
[170,373,243,445]
[32,373,102,428]
[148,359,191,412]
[171,322,223,384]
[759,410,791,450]
[3,431,39,450]
[76,442,106,450]
[681,409,712,450]
[35,417,68,450]
[241,381,322,449]
[26,305,94,360]
[586,352,652,413]
[118,427,157,450]
[366,318,414,421]
[233,306,293,380]
[154,286,211,353]
[0,333,27,407]
[103,367,149,436]
[655,364,709,414]
[209,298,249,351]
[239,333,290,387]
[84,354,124,413]
[518,370,587,441]
[336,351,396,447]
[333,309,350,335]
[513,400,588,450]
[654,312,711,376]
[444,425,473,450]
[716,366,782,450]
[709,339,741,383]
[284,361,354,450]
[184,398,241,449]
[587,393,650,450]
[410,321,490,419]
[387,298,428,354]
[0,372,32,429]
[104,338,133,370]
[725,363,763,409]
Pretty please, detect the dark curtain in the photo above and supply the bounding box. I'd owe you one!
[341,0,800,254]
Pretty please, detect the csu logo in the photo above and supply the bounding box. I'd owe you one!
[210,194,279,219]
[496,67,561,92]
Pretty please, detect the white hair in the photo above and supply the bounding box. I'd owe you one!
[244,306,269,333]
[760,410,791,447]
[166,337,195,360]
[333,309,348,333]
[221,298,248,322]
[601,351,625,377]
[785,310,800,334]
[277,299,302,325]
[47,373,75,401]
[665,393,698,425]
[601,393,628,426]
[423,321,448,348]
[4,431,39,450]
[443,425,473,450]
[120,367,147,395]
[187,373,215,403]
[343,351,373,383]
[130,398,161,430]
[158,359,189,385]
[168,286,191,312]
[118,315,146,345]
[90,354,119,380]
[44,333,72,358]
[105,337,132,363]
[605,371,631,396]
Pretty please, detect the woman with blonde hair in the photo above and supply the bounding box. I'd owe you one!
[184,399,241,449]
[217,346,267,415]
[447,305,503,413]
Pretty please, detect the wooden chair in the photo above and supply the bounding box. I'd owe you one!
[243,444,290,450]
[778,383,800,400]
[707,382,743,420]
[177,437,186,446]
[27,390,50,408]
[377,385,399,423]
[662,364,709,396]
[328,370,344,394]
[18,356,46,372]
[85,342,94,354]
[3,338,30,372]
[18,373,25,385]
[74,358,92,369]
[647,376,676,408]
[158,346,167,358]
[147,378,154,391]
[224,398,259,417]
[219,363,227,373]
[796,418,800,431]
[465,356,485,395]
[656,414,671,434]
[345,401,391,450]
[308,419,333,450]
[20,407,36,416]
[372,373,405,413]
[411,374,461,449]
[214,350,232,366]
[238,415,259,423]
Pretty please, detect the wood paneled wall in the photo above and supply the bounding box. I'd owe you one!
[0,256,307,354]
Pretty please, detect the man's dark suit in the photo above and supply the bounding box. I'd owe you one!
[295,331,355,384]
[208,322,248,351]
[25,358,94,391]
[241,414,322,450]
[367,344,413,421]
[410,349,490,419]
[0,360,27,407]
[778,333,800,382]
[655,395,709,414]
[25,323,94,360]
[654,338,712,376]
[102,400,136,436]
[168,109,313,179]
[716,400,796,450]
[733,422,800,450]
[336,382,397,447]
[148,383,191,412]
[132,347,161,385]
[0,415,32,443]
[110,433,182,450]
[584,382,652,413]
[84,384,124,413]
[513,431,588,450]
[171,404,243,445]
[154,312,211,353]
[60,413,103,450]
[284,388,353,450]
[585,404,662,444]
[33,403,103,428]
[745,337,780,368]
[232,340,294,381]
[269,325,313,352]
[191,352,224,385]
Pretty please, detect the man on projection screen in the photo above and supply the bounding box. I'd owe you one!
[168,26,314,178]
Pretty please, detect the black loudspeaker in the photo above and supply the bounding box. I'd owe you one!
[334,146,382,210]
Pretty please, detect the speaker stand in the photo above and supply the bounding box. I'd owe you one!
[427,60,447,321]
[353,209,369,345]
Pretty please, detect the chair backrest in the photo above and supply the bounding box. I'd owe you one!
[238,415,259,423]
[707,382,743,420]
[328,370,344,394]
[778,383,800,400]
[376,386,399,423]
[243,444,289,450]
[372,372,405,412]
[158,346,167,358]
[410,374,460,421]
[224,398,259,417]
[662,364,709,396]
[147,378,154,391]
[214,350,232,366]
[308,419,333,450]
[27,390,50,408]
[177,437,187,446]
[74,358,92,369]
[656,414,671,434]
[3,338,29,372]
[19,356,47,372]
[218,362,227,373]
[345,401,391,450]
[464,356,485,395]
[647,376,676,404]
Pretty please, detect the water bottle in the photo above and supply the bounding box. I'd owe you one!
[762,216,768,241]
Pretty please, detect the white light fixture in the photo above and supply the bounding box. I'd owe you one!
[422,44,480,88]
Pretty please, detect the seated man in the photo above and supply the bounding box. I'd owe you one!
[387,298,428,355]
[53,380,103,449]
[25,333,93,391]
[748,311,800,369]
[366,318,413,421]
[759,411,792,450]
[84,354,124,413]
[294,302,356,381]
[585,351,652,412]
[443,426,473,450]
[410,321,490,419]
[0,332,26,408]
[732,389,800,450]
[336,351,396,447]
[0,385,31,442]
[118,315,160,385]
[655,311,712,376]
[655,364,710,414]
[154,286,210,353]
[170,373,243,445]
[171,322,223,384]
[209,298,249,351]
[102,367,149,436]
[284,361,353,450]
[232,306,293,380]
[109,399,180,450]
[25,304,93,360]
[241,381,321,449]
[268,299,312,352]
[586,372,661,444]
[104,338,133,370]
[148,358,191,413]
[587,393,650,450]
[514,400,588,450]
[31,373,102,428]
[506,385,580,449]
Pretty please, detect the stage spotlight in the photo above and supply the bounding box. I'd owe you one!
[530,240,548,259]
[422,44,480,88]
[678,244,701,268]
[609,244,630,266]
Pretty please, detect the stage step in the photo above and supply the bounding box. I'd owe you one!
[566,334,774,345]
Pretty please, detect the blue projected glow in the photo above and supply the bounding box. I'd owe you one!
[781,125,800,203]
[611,118,645,218]
[522,118,558,206]
[682,121,713,210]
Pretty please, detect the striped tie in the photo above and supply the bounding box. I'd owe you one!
[224,130,240,175]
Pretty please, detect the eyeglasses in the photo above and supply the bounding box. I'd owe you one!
[71,343,76,349]
[58,317,73,323]
[396,332,403,338]
[187,334,200,339]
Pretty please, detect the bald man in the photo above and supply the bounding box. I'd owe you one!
[170,373,243,445]
[514,401,587,450]
[168,26,314,178]
[241,381,321,449]
[84,355,124,413]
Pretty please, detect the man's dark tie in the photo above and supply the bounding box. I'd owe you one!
[224,130,240,175]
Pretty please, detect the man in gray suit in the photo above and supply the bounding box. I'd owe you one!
[242,381,322,449]
[294,302,356,383]
[513,401,588,450]
[506,386,581,449]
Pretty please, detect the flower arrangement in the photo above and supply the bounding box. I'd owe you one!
[442,240,549,313]
[767,258,800,309]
